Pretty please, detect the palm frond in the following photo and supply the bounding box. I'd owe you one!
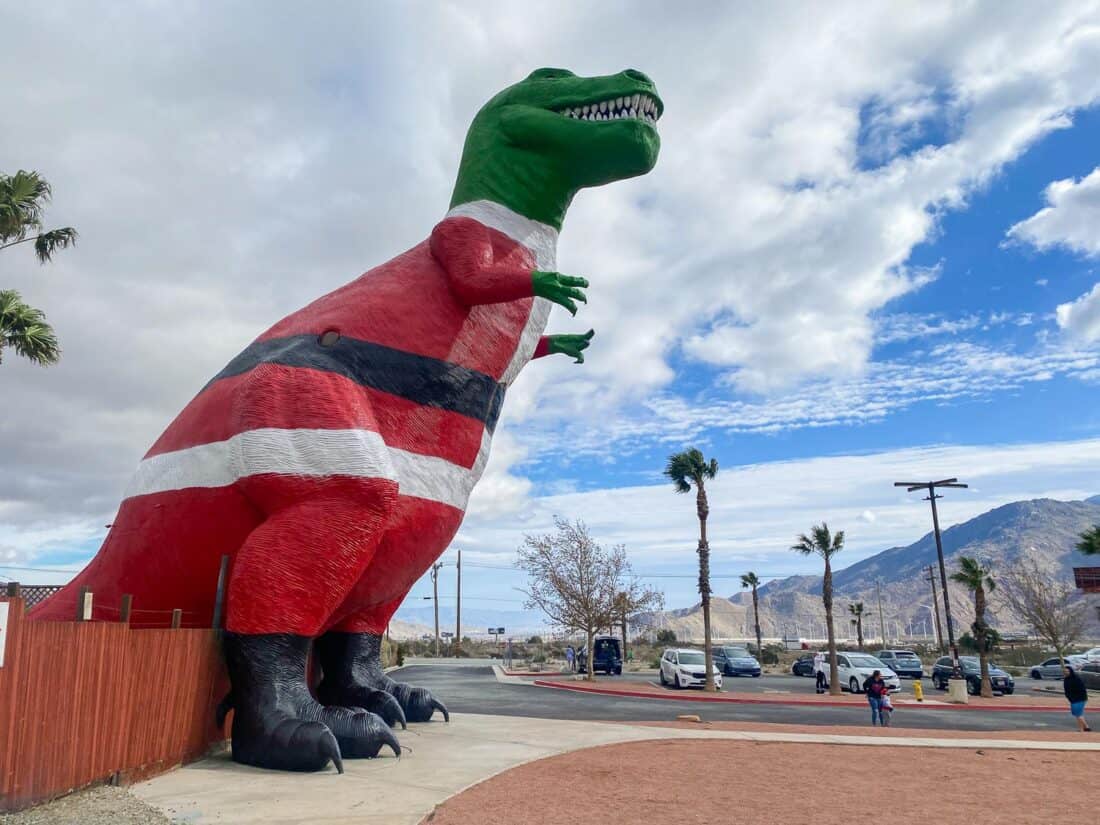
[791,534,815,555]
[32,227,78,263]
[664,447,718,492]
[0,289,61,365]
[1,171,58,245]
[1077,526,1100,555]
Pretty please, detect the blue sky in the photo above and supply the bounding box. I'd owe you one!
[3,3,1100,629]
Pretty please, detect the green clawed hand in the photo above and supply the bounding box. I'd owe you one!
[532,271,588,315]
[546,329,595,364]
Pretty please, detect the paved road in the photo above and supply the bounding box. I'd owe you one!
[392,662,1072,733]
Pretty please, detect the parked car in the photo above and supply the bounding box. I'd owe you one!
[791,653,816,677]
[874,649,923,679]
[1030,655,1087,679]
[713,646,761,677]
[659,648,724,689]
[836,653,900,694]
[931,655,1015,694]
[1083,647,1100,664]
[575,636,623,675]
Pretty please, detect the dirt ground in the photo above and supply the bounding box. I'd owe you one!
[630,718,1092,740]
[0,786,170,825]
[424,739,1099,825]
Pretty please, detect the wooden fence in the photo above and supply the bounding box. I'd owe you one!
[0,596,228,812]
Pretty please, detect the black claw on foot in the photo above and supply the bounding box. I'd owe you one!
[234,714,343,774]
[316,681,407,730]
[391,682,450,723]
[315,630,451,726]
[223,632,401,773]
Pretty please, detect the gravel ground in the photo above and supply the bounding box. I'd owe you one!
[0,786,172,825]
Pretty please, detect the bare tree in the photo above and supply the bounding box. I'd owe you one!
[999,556,1088,665]
[518,517,662,681]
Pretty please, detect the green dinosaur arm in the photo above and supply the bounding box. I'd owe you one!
[536,329,594,363]
[532,271,588,315]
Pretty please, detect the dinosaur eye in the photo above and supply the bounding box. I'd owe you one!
[319,329,341,347]
[528,67,575,81]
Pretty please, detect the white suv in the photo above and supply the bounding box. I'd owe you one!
[836,653,900,694]
[659,648,723,689]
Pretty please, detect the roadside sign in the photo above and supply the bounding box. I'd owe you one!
[497,627,505,634]
[1074,566,1100,593]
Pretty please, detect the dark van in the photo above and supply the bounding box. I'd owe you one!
[576,636,623,675]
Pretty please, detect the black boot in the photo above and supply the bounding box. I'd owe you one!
[221,632,400,772]
[316,631,449,724]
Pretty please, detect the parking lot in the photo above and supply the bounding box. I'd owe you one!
[402,660,1076,732]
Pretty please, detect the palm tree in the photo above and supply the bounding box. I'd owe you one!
[665,448,719,691]
[791,523,844,695]
[951,556,996,698]
[0,290,60,365]
[848,602,865,649]
[0,170,78,262]
[1076,526,1100,555]
[740,572,763,665]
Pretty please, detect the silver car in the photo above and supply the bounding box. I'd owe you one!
[1030,655,1087,679]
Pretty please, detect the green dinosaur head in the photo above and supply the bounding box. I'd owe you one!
[450,68,663,230]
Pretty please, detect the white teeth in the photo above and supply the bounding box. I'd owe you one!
[559,95,659,126]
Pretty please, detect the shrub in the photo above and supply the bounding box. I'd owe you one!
[656,629,677,645]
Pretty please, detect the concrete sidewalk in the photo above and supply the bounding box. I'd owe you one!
[131,713,1100,825]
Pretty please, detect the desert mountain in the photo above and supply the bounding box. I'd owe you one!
[654,497,1100,643]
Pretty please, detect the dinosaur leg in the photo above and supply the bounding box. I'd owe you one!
[224,493,399,771]
[317,628,450,724]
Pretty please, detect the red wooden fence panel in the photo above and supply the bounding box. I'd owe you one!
[0,597,228,812]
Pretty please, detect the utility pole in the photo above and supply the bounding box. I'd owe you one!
[894,478,968,676]
[876,579,887,647]
[454,549,462,657]
[430,561,443,657]
[926,565,945,653]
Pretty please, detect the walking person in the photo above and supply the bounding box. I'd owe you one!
[862,670,887,726]
[813,650,827,694]
[565,645,575,673]
[1063,665,1092,732]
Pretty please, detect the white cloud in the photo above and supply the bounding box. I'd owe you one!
[449,437,1100,606]
[508,338,1100,465]
[3,2,1100,559]
[1056,282,1100,343]
[1006,165,1100,256]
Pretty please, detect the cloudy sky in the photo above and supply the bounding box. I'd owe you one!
[3,2,1100,618]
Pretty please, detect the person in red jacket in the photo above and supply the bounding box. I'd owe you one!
[863,670,888,726]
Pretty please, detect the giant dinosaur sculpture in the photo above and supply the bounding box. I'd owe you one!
[33,67,662,772]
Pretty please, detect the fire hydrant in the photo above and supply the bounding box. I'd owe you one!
[913,680,924,702]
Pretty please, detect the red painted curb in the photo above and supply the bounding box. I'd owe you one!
[530,680,1066,713]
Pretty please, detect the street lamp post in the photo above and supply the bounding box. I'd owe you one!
[894,478,968,676]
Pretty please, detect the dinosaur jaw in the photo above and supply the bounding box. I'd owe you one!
[555,92,662,128]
